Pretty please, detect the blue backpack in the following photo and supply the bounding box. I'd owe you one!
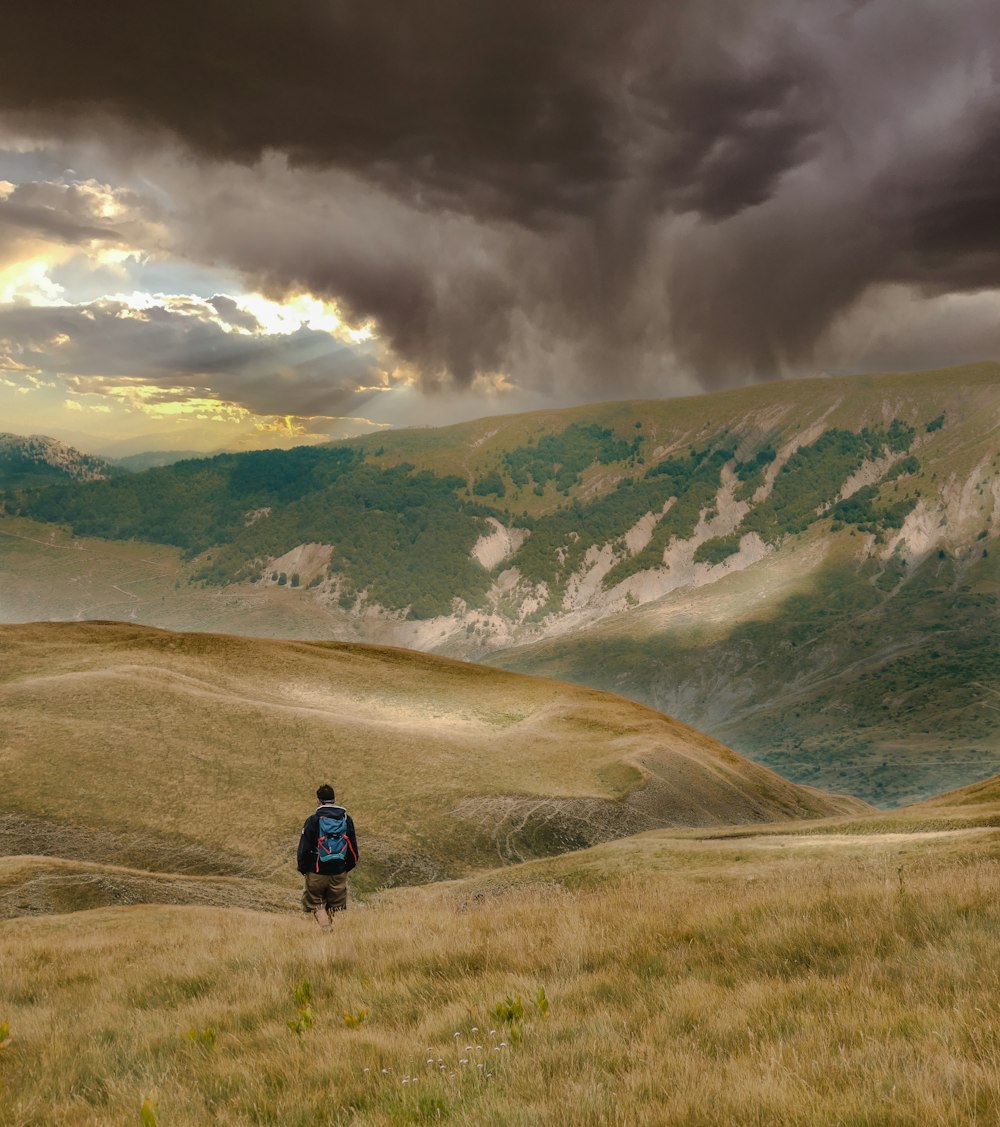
[316,810,353,868]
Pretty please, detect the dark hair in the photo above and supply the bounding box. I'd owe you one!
[316,784,335,802]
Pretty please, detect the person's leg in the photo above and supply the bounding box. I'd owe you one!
[302,873,332,930]
[324,873,348,918]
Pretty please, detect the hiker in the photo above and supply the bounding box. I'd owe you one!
[297,784,359,929]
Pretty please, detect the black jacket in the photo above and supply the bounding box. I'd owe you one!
[297,803,359,875]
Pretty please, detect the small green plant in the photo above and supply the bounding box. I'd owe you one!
[140,1095,158,1126]
[185,1026,217,1051]
[0,1019,10,1097]
[288,1011,313,1036]
[343,1007,369,1029]
[492,994,524,1024]
[293,978,312,1009]
[535,986,550,1018]
[288,977,314,1036]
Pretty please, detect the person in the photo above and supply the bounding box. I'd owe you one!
[297,784,359,930]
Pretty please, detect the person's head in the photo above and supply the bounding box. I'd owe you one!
[316,784,335,803]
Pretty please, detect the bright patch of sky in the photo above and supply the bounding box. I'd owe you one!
[0,145,409,455]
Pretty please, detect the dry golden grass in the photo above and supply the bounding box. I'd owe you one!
[916,772,1000,813]
[0,855,290,918]
[0,823,997,1126]
[2,621,994,1124]
[0,622,866,905]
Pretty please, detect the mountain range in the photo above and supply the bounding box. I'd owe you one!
[2,361,997,806]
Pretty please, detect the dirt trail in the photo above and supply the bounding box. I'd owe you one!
[699,827,995,850]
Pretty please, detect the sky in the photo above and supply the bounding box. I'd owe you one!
[1,0,999,456]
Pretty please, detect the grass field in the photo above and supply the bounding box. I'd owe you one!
[0,515,360,641]
[0,806,997,1125]
[0,624,996,1124]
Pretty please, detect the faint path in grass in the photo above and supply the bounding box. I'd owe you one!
[694,826,996,850]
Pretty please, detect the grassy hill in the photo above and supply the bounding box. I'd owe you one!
[0,514,362,639]
[910,767,1000,813]
[0,782,996,1125]
[2,362,998,806]
[1,623,997,1125]
[0,622,865,916]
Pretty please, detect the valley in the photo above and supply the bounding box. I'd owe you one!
[3,363,998,806]
[4,11,1000,1123]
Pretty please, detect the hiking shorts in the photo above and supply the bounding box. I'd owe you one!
[302,871,348,913]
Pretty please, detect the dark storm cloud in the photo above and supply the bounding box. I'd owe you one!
[0,0,640,221]
[0,300,385,418]
[3,0,1000,389]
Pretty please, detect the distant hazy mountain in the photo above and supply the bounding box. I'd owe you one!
[3,362,998,805]
[0,432,118,488]
[111,450,210,472]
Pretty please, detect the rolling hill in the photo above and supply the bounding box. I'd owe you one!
[1,362,998,805]
[0,621,867,919]
[0,627,997,1126]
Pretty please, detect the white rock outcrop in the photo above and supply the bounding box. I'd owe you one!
[472,518,528,570]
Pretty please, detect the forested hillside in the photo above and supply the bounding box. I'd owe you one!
[8,447,494,619]
[3,363,998,805]
[0,433,117,489]
[3,385,961,622]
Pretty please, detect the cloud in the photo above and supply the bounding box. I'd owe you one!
[0,176,166,265]
[2,1,1000,395]
[814,284,1000,375]
[0,295,391,419]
